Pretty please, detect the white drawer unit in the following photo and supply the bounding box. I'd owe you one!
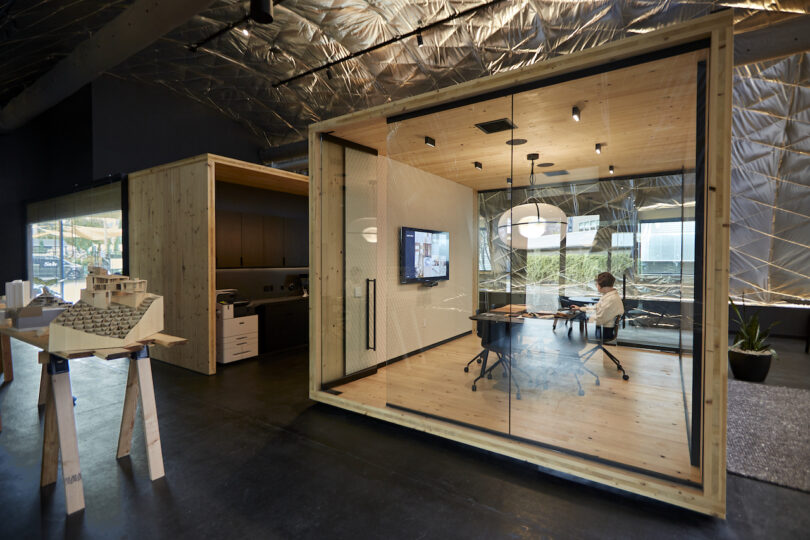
[218,315,258,338]
[216,314,259,364]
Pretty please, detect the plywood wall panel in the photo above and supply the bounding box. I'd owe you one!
[128,158,215,374]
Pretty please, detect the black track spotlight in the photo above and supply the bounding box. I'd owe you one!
[326,68,333,80]
[595,143,602,155]
[572,106,580,122]
[417,31,424,47]
[609,165,615,175]
[474,161,482,170]
[250,0,273,24]
[425,136,436,147]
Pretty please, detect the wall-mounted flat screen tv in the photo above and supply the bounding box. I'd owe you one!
[400,227,450,284]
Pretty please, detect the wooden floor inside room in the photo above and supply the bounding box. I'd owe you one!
[333,328,699,483]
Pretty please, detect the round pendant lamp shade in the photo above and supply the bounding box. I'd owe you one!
[497,203,567,250]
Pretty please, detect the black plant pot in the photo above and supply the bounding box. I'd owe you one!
[728,349,772,382]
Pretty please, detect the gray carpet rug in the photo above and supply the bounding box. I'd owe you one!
[727,380,810,492]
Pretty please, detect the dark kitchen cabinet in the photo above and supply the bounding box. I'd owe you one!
[216,211,242,268]
[257,298,308,353]
[283,217,309,267]
[216,212,307,268]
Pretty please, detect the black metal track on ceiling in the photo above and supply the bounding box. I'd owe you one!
[272,0,509,88]
[387,39,711,124]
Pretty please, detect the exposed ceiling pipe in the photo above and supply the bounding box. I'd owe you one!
[0,0,218,133]
[269,156,309,173]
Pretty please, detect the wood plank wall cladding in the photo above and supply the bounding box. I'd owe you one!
[308,12,733,516]
[320,140,346,384]
[128,156,215,374]
[129,154,309,375]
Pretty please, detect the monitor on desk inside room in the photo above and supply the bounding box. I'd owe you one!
[399,226,450,284]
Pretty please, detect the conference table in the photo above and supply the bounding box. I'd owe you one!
[0,324,186,515]
[469,303,605,397]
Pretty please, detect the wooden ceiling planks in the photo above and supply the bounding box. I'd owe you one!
[330,50,705,190]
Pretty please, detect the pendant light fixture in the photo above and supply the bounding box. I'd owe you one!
[527,153,539,185]
[497,202,567,250]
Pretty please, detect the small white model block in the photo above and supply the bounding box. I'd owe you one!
[5,280,30,309]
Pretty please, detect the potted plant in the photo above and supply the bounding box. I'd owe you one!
[728,298,777,382]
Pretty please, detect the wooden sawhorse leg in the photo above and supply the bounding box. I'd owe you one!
[117,346,164,481]
[40,355,85,515]
[38,352,50,407]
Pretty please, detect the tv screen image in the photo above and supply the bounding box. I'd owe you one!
[400,227,450,283]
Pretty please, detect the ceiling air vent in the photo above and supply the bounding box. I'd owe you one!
[543,170,569,177]
[475,118,516,134]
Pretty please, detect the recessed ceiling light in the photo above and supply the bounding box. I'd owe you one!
[506,138,527,146]
[538,162,554,167]
[595,143,602,154]
[425,136,436,147]
[609,165,615,174]
[572,106,580,122]
[241,28,249,37]
[474,161,482,170]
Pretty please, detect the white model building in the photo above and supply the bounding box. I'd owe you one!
[49,267,163,352]
[4,280,31,309]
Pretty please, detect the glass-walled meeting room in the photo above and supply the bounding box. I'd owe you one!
[310,15,734,514]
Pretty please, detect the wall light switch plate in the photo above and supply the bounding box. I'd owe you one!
[354,286,362,298]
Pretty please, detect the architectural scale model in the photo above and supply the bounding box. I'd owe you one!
[49,267,164,352]
[1,284,72,330]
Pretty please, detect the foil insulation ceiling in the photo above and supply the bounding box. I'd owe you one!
[2,1,807,144]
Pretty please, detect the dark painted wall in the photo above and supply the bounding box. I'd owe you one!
[92,75,265,178]
[0,86,94,287]
[1,77,267,292]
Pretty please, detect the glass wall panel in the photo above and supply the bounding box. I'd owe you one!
[322,47,707,484]
[383,97,514,434]
[504,51,702,482]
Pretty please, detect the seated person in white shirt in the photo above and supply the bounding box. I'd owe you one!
[570,271,624,340]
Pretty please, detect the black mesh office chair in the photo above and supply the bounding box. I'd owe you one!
[552,295,587,337]
[471,319,523,400]
[579,314,630,381]
[464,310,488,373]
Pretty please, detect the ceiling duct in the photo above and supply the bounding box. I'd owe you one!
[258,139,308,172]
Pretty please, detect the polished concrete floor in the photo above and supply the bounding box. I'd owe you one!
[1,338,809,539]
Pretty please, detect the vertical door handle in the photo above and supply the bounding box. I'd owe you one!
[366,278,377,351]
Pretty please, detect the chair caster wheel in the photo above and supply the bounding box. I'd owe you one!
[487,373,492,380]
[472,384,477,391]
[464,367,469,373]
[477,359,482,364]
[622,374,629,381]
[578,389,585,396]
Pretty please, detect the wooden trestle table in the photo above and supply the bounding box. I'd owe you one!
[0,325,186,515]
